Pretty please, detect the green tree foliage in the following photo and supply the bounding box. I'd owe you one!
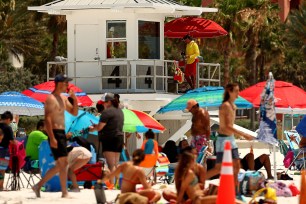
[0,0,45,64]
[236,0,283,85]
[271,3,306,89]
[0,66,41,93]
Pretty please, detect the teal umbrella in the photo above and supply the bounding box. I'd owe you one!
[157,86,253,113]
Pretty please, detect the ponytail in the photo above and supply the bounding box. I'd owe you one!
[222,83,239,103]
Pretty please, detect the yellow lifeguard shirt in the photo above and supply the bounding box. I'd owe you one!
[186,40,200,64]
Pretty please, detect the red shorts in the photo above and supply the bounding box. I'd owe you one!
[185,58,198,77]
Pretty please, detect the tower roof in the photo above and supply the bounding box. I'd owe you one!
[28,0,217,16]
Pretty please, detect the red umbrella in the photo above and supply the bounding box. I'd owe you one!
[22,81,93,106]
[164,17,228,38]
[240,81,306,108]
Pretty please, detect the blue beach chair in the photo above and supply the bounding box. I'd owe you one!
[284,130,306,172]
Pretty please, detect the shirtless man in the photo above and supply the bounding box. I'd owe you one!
[33,74,78,198]
[206,83,254,194]
[185,99,210,154]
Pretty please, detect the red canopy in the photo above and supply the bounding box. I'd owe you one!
[22,81,93,106]
[164,17,228,38]
[240,81,306,108]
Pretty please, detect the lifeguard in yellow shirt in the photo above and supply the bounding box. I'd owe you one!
[183,34,200,90]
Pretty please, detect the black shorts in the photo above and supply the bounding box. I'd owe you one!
[100,135,123,153]
[240,156,263,171]
[49,129,68,160]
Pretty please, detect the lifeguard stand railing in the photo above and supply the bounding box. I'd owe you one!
[47,60,220,94]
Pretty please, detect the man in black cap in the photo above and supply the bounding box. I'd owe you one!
[32,74,78,198]
[183,34,200,89]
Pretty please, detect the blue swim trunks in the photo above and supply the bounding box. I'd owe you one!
[216,134,239,163]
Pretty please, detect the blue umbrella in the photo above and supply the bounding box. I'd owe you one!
[257,73,278,145]
[157,86,253,113]
[0,91,44,116]
[65,110,98,137]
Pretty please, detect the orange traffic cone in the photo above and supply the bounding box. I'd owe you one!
[216,141,235,204]
[300,170,306,204]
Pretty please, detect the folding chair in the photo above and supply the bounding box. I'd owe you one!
[284,130,306,173]
[155,153,170,183]
[162,146,208,184]
[21,156,40,188]
[197,146,208,166]
[6,141,26,190]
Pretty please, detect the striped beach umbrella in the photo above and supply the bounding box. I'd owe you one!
[123,109,165,133]
[22,81,93,107]
[0,91,44,116]
[157,86,253,114]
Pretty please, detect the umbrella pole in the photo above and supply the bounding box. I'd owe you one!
[273,145,277,182]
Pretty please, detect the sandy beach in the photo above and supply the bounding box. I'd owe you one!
[0,144,303,204]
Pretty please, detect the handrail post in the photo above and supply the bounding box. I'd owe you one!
[208,65,211,86]
[218,64,221,86]
[127,60,130,92]
[100,60,103,92]
[47,62,50,81]
[165,61,168,93]
[153,60,156,92]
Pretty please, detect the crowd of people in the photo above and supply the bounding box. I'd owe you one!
[0,75,287,203]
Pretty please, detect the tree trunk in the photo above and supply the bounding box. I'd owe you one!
[223,40,230,86]
[245,39,257,85]
[51,32,59,61]
[50,32,59,78]
[258,53,265,82]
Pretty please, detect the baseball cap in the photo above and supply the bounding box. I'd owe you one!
[185,99,198,112]
[101,93,115,102]
[54,74,72,83]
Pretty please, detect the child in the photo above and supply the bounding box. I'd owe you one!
[141,129,159,158]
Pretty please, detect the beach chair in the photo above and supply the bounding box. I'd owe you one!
[21,157,40,188]
[162,146,208,184]
[6,141,26,190]
[155,153,170,183]
[197,146,208,166]
[284,130,306,172]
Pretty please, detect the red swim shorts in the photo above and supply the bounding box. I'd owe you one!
[185,58,199,77]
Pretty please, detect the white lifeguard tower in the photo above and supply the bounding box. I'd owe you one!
[29,0,219,94]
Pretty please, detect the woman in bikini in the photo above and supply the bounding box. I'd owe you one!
[163,146,206,202]
[175,151,204,204]
[174,151,244,204]
[102,149,161,203]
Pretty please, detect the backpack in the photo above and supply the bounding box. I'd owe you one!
[239,171,266,196]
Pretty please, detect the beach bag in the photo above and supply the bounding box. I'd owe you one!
[283,150,294,168]
[115,192,148,204]
[173,61,184,84]
[239,171,265,196]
